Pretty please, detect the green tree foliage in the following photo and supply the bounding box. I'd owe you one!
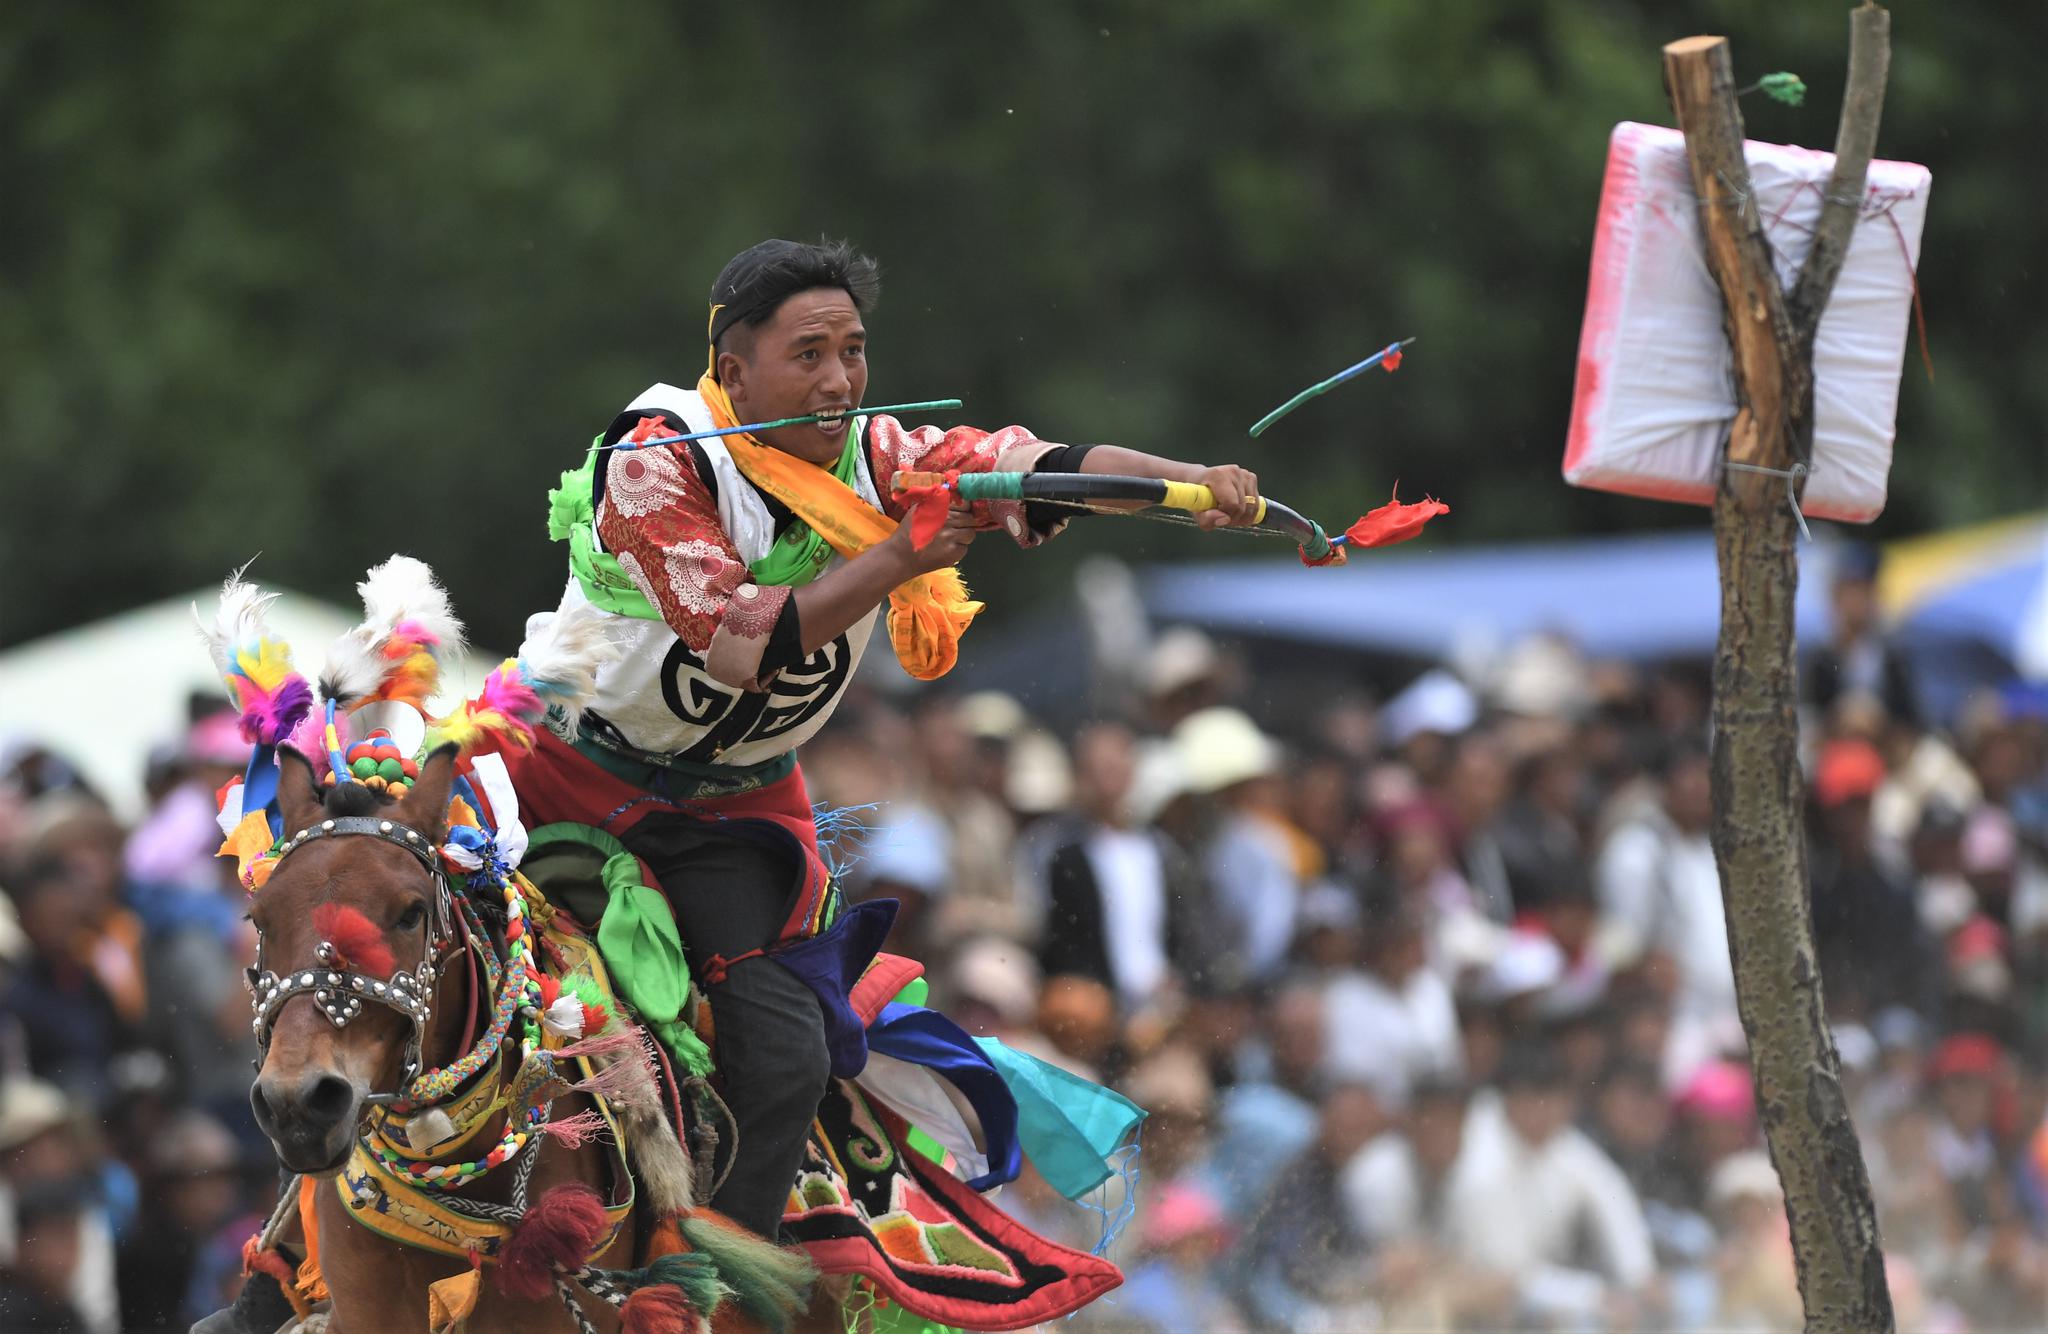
[2,1,2038,648]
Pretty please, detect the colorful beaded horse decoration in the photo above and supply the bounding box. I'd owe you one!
[204,558,815,1333]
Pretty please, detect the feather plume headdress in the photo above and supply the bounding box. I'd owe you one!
[198,558,618,893]
[317,555,467,712]
[193,563,314,747]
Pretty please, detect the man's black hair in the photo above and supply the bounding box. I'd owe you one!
[1495,1041,1567,1092]
[1409,1073,1471,1108]
[1653,733,1712,781]
[709,237,881,365]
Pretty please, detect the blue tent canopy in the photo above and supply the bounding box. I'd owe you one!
[1141,530,1835,662]
[1901,540,2047,679]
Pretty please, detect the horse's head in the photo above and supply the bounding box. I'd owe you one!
[246,744,459,1175]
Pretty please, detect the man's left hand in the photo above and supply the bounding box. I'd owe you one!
[1195,464,1261,529]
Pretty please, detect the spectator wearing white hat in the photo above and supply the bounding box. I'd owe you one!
[1143,626,1228,733]
[910,695,1022,948]
[938,937,1041,1040]
[1382,670,1479,787]
[1173,708,1306,982]
[851,802,953,961]
[1707,1151,1802,1330]
[0,1079,120,1334]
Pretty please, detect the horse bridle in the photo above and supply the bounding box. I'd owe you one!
[246,815,457,1088]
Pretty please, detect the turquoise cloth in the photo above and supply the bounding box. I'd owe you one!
[974,1038,1146,1201]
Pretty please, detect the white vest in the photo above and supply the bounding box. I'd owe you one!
[546,383,881,768]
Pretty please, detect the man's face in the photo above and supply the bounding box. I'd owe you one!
[1410,1094,1467,1173]
[1503,1085,1571,1147]
[1073,725,1137,821]
[1318,1085,1388,1163]
[1665,754,1713,834]
[1269,991,1326,1090]
[1832,576,1877,640]
[717,287,868,464]
[1596,1078,1668,1153]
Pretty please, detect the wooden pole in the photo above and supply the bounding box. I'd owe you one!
[1663,7,1896,1331]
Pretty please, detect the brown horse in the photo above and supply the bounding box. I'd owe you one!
[245,746,642,1332]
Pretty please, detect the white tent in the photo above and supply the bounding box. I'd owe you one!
[0,587,494,821]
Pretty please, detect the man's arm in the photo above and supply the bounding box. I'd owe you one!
[787,500,975,655]
[867,417,1263,539]
[1073,445,1262,529]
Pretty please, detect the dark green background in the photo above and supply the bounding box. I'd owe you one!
[4,2,2039,650]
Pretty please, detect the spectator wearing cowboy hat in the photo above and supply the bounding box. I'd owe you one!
[1171,707,1306,983]
[0,1079,120,1334]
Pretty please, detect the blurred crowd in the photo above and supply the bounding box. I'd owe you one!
[1,553,2044,1330]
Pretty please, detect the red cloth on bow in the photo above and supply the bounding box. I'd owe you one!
[1343,487,1448,548]
[896,471,960,551]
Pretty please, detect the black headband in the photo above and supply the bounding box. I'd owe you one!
[707,237,868,351]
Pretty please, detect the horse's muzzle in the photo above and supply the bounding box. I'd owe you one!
[251,1071,363,1175]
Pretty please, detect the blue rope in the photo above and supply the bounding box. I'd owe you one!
[1062,1137,1142,1322]
[1080,1137,1142,1259]
[812,801,880,880]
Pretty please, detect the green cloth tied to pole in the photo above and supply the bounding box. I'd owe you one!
[524,822,714,1076]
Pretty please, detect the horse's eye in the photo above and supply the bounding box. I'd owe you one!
[395,902,427,932]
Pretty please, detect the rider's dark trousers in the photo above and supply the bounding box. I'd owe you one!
[623,813,831,1239]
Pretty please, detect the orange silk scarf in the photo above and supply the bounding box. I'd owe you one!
[697,372,981,681]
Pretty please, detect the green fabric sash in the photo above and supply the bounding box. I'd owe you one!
[523,822,714,1076]
[547,418,866,618]
[549,442,660,620]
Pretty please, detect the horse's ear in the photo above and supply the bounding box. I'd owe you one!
[276,746,325,837]
[394,744,460,842]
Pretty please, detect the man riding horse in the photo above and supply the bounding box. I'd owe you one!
[497,237,1263,1240]
[199,237,1263,1332]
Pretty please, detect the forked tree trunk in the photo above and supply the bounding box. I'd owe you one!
[1662,6,1896,1330]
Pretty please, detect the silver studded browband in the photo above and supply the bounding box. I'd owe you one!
[247,815,451,1084]
[273,815,440,870]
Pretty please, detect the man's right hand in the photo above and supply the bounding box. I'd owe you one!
[889,498,977,576]
[790,499,977,656]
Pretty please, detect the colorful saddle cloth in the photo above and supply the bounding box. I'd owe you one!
[522,820,1147,1329]
[783,1079,1119,1332]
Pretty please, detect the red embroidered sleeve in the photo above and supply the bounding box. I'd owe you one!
[866,416,1062,547]
[595,419,792,685]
